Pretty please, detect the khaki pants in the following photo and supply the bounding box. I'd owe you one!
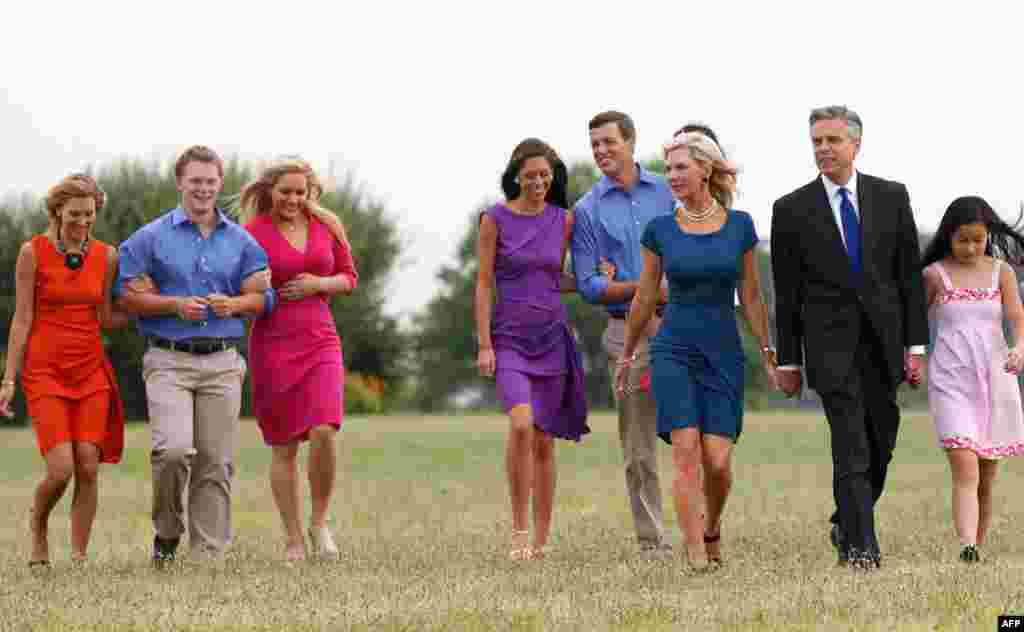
[603,317,664,547]
[143,347,246,555]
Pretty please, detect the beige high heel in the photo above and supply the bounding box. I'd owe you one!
[686,544,711,573]
[687,553,711,573]
[309,525,339,560]
[510,530,533,561]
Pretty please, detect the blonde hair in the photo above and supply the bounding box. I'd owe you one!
[46,173,105,217]
[45,173,106,233]
[238,156,324,224]
[663,132,738,209]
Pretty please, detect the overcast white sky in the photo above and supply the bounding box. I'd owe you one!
[3,2,1021,321]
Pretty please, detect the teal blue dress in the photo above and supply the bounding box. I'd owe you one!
[640,210,758,443]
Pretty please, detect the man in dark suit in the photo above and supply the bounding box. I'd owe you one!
[770,106,928,571]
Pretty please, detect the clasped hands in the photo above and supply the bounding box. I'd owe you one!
[276,273,324,302]
[178,294,247,320]
[125,269,318,320]
[124,275,238,320]
[776,351,932,398]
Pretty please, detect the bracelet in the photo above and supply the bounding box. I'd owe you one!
[617,351,638,367]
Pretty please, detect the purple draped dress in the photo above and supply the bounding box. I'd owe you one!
[487,203,589,441]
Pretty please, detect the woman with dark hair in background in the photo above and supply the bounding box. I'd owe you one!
[921,196,1024,563]
[475,138,589,560]
[674,122,725,156]
[0,174,133,567]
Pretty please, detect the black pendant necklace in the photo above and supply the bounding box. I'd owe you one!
[55,230,89,270]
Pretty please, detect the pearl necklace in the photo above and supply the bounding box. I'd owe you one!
[679,199,719,223]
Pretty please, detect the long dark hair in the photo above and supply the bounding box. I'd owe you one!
[500,138,569,209]
[921,196,1024,268]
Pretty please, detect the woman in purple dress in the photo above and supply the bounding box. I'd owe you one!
[475,139,589,560]
[239,158,358,561]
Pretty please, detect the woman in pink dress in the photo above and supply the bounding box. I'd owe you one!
[922,196,1024,564]
[239,158,357,561]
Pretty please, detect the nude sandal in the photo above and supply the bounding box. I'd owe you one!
[510,530,533,561]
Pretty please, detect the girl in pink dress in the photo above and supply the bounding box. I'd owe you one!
[921,196,1024,564]
[240,158,357,561]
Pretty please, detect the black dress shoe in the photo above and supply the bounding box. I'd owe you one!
[153,535,180,567]
[830,525,848,565]
[959,544,980,564]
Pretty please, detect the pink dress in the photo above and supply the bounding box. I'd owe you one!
[246,214,358,445]
[927,260,1024,459]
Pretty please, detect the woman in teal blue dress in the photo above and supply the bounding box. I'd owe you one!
[615,130,776,570]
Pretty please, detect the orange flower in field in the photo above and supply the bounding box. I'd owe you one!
[366,375,385,394]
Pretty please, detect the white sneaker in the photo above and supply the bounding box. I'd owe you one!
[308,525,339,560]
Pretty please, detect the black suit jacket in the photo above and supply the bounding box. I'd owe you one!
[770,173,929,391]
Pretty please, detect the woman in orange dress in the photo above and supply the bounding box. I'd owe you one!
[0,174,133,567]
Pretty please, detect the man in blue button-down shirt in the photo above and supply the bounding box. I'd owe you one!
[571,111,676,558]
[115,145,272,564]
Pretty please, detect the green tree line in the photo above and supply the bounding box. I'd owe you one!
[409,158,935,412]
[409,159,786,412]
[0,158,404,422]
[1,155,935,422]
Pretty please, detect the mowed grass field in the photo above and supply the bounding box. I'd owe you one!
[1,410,1023,631]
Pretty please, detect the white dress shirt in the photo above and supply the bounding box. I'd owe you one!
[777,171,924,371]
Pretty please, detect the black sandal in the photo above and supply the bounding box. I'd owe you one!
[28,560,50,569]
[704,531,723,566]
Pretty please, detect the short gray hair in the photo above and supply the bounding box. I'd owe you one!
[809,105,863,141]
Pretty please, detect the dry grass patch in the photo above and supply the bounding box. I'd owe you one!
[1,410,1022,630]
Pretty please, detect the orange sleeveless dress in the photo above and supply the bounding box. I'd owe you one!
[21,235,125,463]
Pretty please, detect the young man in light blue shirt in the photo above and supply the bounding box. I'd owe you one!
[571,111,675,558]
[116,145,273,565]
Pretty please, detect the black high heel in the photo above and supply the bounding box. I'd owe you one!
[959,544,980,564]
[704,530,722,566]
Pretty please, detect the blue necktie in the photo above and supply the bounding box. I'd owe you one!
[838,187,861,275]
